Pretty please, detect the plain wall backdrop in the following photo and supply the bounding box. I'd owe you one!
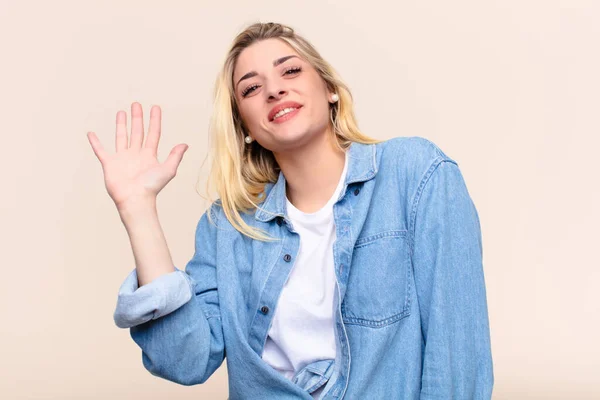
[1,0,598,398]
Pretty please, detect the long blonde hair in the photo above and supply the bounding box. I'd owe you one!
[201,22,381,241]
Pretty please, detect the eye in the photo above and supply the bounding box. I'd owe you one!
[284,66,302,75]
[241,83,260,98]
[240,66,302,98]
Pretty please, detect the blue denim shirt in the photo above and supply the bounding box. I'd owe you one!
[114,136,494,399]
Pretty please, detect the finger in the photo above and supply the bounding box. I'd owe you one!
[144,105,161,156]
[163,144,189,174]
[129,102,144,149]
[115,110,128,152]
[87,131,108,164]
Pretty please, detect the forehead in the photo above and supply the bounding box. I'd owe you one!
[234,38,301,79]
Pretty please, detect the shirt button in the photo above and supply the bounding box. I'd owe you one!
[260,306,269,314]
[353,187,361,196]
[283,254,292,262]
[276,217,282,226]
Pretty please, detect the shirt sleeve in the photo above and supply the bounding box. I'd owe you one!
[112,205,225,385]
[113,267,194,329]
[410,159,494,399]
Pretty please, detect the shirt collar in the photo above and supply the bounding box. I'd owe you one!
[254,141,378,222]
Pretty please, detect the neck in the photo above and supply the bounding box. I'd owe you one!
[273,131,346,214]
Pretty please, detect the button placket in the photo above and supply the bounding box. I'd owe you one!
[247,229,301,356]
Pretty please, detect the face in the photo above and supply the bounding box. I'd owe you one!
[232,38,334,153]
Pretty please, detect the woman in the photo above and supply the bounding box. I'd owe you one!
[88,22,493,399]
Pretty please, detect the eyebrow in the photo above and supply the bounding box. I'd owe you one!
[236,55,299,89]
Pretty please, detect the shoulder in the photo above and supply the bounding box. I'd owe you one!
[193,199,224,237]
[376,136,457,182]
[198,197,258,236]
[377,136,456,167]
[373,136,462,210]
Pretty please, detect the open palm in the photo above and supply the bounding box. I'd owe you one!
[87,102,189,211]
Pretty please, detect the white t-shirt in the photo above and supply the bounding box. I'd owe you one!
[262,151,349,398]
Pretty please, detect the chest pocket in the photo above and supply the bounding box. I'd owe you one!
[341,230,412,328]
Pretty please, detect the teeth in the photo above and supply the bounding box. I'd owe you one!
[273,107,297,120]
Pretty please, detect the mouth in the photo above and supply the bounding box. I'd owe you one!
[270,106,302,124]
[268,101,303,122]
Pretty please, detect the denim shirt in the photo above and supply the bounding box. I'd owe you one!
[114,136,494,399]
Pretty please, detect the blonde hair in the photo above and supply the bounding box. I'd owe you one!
[201,22,381,241]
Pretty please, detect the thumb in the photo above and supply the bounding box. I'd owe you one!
[164,144,189,173]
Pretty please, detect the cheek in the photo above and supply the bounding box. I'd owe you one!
[238,105,262,130]
[307,85,330,116]
[310,94,331,122]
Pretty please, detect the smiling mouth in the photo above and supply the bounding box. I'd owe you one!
[271,106,302,123]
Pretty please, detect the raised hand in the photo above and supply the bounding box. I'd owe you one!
[87,102,189,212]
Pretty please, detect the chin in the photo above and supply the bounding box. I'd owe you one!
[278,129,323,150]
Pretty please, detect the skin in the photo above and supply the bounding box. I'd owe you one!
[88,104,189,286]
[233,38,346,214]
[87,103,188,211]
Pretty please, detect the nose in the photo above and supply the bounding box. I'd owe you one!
[268,90,286,102]
[265,83,287,102]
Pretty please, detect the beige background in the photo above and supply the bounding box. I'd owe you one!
[1,0,598,398]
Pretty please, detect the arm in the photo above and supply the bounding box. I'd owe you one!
[116,197,178,288]
[410,159,494,399]
[113,205,225,385]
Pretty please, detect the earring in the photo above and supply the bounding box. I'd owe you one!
[331,93,339,103]
[244,135,253,144]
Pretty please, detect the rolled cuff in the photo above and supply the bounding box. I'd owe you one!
[113,267,195,329]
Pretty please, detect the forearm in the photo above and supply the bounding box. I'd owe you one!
[114,207,226,384]
[118,197,175,287]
